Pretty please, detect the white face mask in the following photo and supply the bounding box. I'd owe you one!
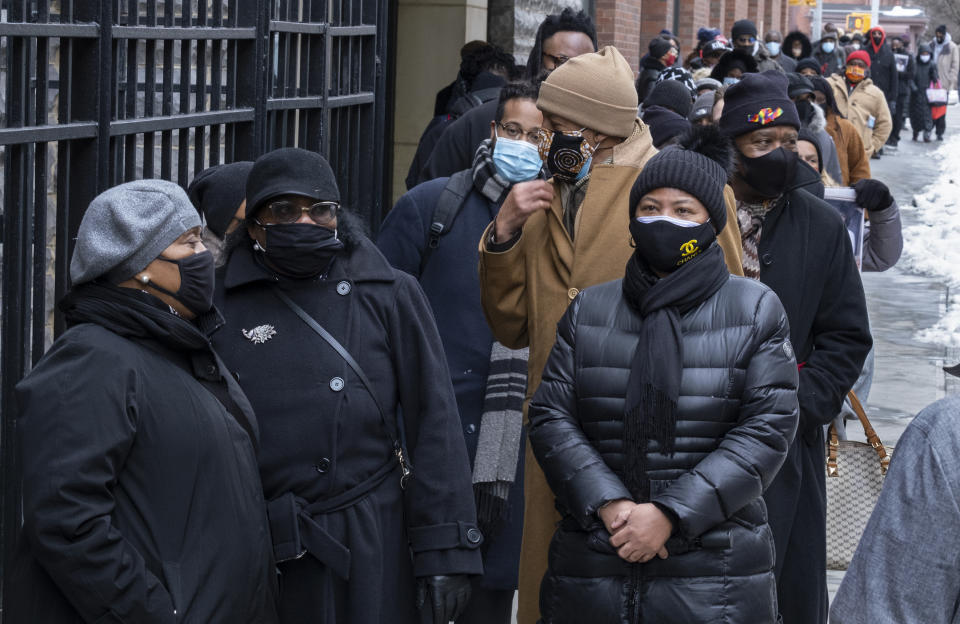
[920,54,931,63]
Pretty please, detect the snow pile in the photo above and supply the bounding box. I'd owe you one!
[900,132,960,346]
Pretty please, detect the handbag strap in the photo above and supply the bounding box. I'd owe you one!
[827,390,890,477]
[273,287,413,488]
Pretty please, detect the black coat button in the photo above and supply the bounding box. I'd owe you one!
[465,423,477,434]
[315,458,331,473]
[205,364,217,375]
[761,253,774,266]
[466,528,482,544]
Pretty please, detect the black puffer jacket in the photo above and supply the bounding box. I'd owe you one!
[529,275,799,624]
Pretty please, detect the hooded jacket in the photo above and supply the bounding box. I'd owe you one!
[752,40,785,72]
[866,27,900,104]
[9,285,278,624]
[529,273,798,624]
[813,38,846,77]
[784,31,813,64]
[635,54,666,103]
[828,73,893,157]
[910,45,939,134]
[933,31,960,91]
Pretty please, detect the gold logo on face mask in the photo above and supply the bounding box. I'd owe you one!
[680,239,699,257]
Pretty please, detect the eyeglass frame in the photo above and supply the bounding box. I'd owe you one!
[542,52,571,68]
[253,199,340,226]
[496,121,543,145]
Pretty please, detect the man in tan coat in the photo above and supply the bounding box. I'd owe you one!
[477,46,744,624]
[827,50,892,159]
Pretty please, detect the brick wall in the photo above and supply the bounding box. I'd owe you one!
[677,0,712,54]
[725,0,749,40]
[765,0,783,37]
[595,0,645,71]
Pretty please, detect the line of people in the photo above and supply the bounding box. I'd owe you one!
[12,8,951,624]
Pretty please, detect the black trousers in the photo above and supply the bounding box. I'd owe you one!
[936,114,947,138]
[456,582,514,624]
[890,94,908,142]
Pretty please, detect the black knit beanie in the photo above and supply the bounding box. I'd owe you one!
[644,79,694,117]
[629,124,732,231]
[795,57,822,75]
[718,70,800,137]
[641,105,692,148]
[187,161,253,238]
[798,129,823,173]
[786,72,815,99]
[732,19,758,40]
[246,147,340,216]
[649,36,673,59]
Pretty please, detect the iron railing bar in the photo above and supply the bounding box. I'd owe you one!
[266,92,373,110]
[329,25,375,36]
[0,22,99,37]
[109,109,254,135]
[195,0,208,174]
[270,20,326,34]
[111,25,256,39]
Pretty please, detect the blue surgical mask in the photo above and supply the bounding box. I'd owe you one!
[766,41,781,56]
[723,76,740,86]
[822,41,836,53]
[492,136,543,183]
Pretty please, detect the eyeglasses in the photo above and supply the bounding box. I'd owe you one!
[497,122,542,145]
[736,36,757,44]
[542,52,570,68]
[255,200,339,225]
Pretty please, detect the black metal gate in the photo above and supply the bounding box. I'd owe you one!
[0,0,389,615]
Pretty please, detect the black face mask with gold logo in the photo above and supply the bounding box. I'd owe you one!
[629,215,717,274]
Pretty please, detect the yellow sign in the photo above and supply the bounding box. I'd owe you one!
[846,12,871,33]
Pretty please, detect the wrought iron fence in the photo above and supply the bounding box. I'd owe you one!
[0,0,389,615]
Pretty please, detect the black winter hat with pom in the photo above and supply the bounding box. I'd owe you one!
[628,124,733,232]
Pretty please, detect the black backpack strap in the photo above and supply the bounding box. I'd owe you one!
[420,169,474,275]
[273,287,413,489]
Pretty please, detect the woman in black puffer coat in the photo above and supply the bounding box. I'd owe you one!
[910,43,939,141]
[529,127,799,624]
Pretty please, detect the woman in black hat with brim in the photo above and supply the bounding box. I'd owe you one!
[527,125,799,623]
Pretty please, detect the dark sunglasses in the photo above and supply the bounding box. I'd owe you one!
[256,200,339,225]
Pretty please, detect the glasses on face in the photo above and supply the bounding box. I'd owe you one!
[497,122,542,145]
[542,52,570,68]
[256,200,339,226]
[736,36,757,45]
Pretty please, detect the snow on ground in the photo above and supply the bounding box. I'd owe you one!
[899,132,960,347]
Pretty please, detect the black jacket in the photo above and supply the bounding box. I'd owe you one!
[213,233,483,623]
[418,99,497,185]
[528,274,799,623]
[10,285,278,624]
[813,42,845,77]
[894,50,915,99]
[755,178,872,624]
[867,39,899,103]
[635,54,665,103]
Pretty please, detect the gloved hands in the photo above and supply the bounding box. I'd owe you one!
[854,178,894,212]
[416,575,472,623]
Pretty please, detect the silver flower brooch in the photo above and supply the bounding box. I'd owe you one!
[242,324,277,344]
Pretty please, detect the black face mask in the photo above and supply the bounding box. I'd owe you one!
[543,132,595,182]
[795,100,815,125]
[736,146,798,199]
[258,223,344,279]
[628,216,717,274]
[152,250,216,315]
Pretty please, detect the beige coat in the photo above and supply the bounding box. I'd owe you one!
[477,118,744,624]
[935,36,960,92]
[828,74,892,158]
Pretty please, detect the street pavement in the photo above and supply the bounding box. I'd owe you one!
[826,108,960,602]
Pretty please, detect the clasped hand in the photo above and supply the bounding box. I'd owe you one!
[598,500,673,564]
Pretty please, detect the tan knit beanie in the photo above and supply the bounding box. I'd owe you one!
[537,46,639,138]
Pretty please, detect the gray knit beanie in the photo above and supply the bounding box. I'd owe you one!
[70,179,202,285]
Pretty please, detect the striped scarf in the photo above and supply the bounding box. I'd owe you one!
[736,198,779,279]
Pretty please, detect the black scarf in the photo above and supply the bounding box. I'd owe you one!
[620,243,729,501]
[60,281,223,350]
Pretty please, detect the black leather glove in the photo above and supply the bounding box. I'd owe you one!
[853,178,894,212]
[416,575,472,623]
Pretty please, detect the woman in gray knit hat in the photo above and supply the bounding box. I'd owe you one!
[8,179,278,624]
[527,125,799,623]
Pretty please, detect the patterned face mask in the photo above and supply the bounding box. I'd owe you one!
[537,128,597,182]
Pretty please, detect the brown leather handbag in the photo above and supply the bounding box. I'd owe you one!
[825,390,893,570]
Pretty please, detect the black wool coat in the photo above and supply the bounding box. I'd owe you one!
[635,54,665,104]
[754,180,872,624]
[377,175,526,591]
[867,41,900,104]
[9,286,278,624]
[418,99,497,185]
[528,274,799,623]
[212,236,483,624]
